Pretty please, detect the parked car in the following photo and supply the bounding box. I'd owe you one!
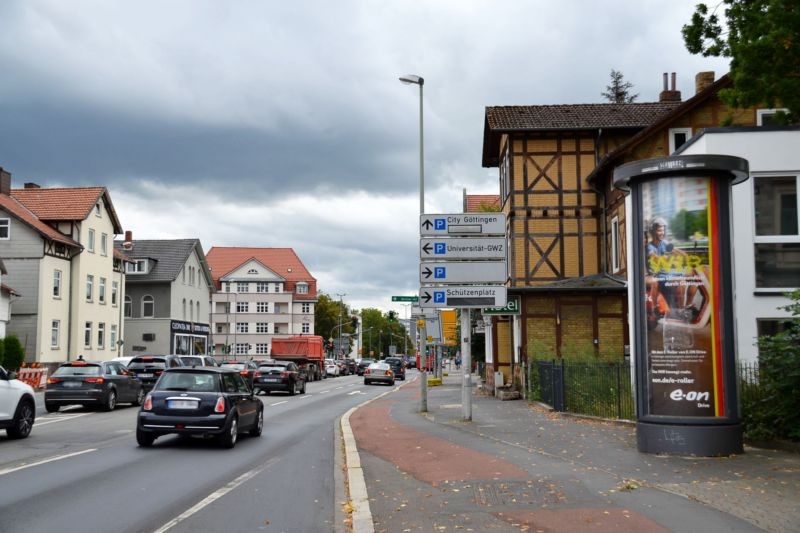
[345,359,357,375]
[325,359,340,377]
[136,367,263,449]
[383,357,406,381]
[0,365,35,439]
[356,358,375,376]
[179,355,220,367]
[45,360,144,412]
[402,355,416,369]
[336,360,350,376]
[253,360,306,395]
[128,355,185,391]
[219,360,259,388]
[363,362,394,386]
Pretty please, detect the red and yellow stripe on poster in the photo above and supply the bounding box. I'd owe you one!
[707,179,725,417]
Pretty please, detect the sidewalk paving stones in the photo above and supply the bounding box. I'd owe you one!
[349,371,800,532]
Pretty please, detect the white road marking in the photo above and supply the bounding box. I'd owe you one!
[153,457,279,533]
[298,395,311,400]
[0,448,97,477]
[347,390,365,395]
[319,390,330,394]
[35,413,92,426]
[335,386,343,389]
[269,401,288,406]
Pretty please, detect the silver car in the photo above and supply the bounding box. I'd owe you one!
[363,362,394,386]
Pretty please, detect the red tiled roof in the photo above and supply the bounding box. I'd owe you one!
[465,194,500,213]
[0,194,80,247]
[113,248,134,262]
[205,247,317,296]
[11,186,123,233]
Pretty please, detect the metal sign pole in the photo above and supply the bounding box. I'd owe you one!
[461,308,472,421]
[420,323,428,412]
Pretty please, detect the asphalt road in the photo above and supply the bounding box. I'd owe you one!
[0,372,404,533]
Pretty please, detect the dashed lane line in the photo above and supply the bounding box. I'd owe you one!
[0,448,97,477]
[298,395,312,400]
[34,412,93,426]
[319,390,330,394]
[269,401,288,406]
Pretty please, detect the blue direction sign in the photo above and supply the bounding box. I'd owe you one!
[419,286,507,309]
[420,213,506,236]
[419,261,506,284]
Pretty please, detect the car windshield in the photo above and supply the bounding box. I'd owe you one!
[368,363,390,370]
[155,372,219,392]
[359,359,375,365]
[221,362,245,370]
[180,356,204,366]
[53,364,102,376]
[259,365,287,371]
[385,358,402,365]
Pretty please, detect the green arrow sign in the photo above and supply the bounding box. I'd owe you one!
[391,295,419,302]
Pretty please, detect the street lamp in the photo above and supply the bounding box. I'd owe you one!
[399,74,424,215]
[400,73,427,411]
[335,293,346,358]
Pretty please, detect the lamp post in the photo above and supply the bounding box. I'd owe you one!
[400,73,427,412]
[335,293,346,359]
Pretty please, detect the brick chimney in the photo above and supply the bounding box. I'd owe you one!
[0,168,10,196]
[659,72,682,102]
[123,230,133,250]
[695,71,715,94]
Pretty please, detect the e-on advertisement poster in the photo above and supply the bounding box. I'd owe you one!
[642,177,725,418]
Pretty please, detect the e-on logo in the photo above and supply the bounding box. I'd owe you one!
[669,389,710,402]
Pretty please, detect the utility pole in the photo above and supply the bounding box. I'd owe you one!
[461,308,472,421]
[335,293,346,360]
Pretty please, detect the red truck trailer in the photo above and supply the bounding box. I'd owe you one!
[271,336,325,381]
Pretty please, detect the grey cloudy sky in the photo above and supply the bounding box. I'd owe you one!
[0,0,729,314]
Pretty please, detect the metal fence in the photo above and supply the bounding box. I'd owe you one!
[527,360,763,422]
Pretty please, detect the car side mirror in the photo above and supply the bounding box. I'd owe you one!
[7,371,17,380]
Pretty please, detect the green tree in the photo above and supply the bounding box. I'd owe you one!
[314,293,340,340]
[682,0,800,123]
[601,70,639,103]
[3,335,25,371]
[0,337,5,367]
[752,290,800,440]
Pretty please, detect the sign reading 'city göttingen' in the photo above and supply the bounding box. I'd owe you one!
[419,238,506,260]
[420,213,506,236]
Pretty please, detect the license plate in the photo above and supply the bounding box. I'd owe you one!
[264,377,279,382]
[63,381,83,388]
[167,400,198,409]
[138,373,153,378]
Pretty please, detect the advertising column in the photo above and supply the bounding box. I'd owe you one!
[614,155,748,456]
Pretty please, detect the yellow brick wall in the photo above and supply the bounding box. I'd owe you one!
[496,320,512,382]
[559,304,595,358]
[527,317,557,359]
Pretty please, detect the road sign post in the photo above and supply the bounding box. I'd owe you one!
[420,213,506,236]
[420,261,506,284]
[419,286,507,308]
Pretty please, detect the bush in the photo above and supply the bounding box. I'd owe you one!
[0,337,4,367]
[752,290,800,441]
[2,335,24,371]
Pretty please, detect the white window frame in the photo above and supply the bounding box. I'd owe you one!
[236,322,249,333]
[757,108,789,126]
[86,275,94,302]
[97,322,105,350]
[236,301,249,313]
[84,322,92,349]
[126,259,148,274]
[51,320,60,349]
[752,172,800,291]
[301,323,310,334]
[87,228,95,252]
[0,218,9,240]
[256,343,269,355]
[256,282,269,293]
[301,303,310,313]
[296,283,308,294]
[235,343,249,355]
[98,277,106,304]
[124,296,132,318]
[53,270,62,298]
[95,202,101,217]
[257,302,269,313]
[142,295,155,318]
[110,324,118,350]
[256,322,269,333]
[111,281,118,306]
[273,283,280,293]
[183,298,187,320]
[237,282,249,293]
[668,127,692,154]
[100,233,108,256]
[610,216,620,273]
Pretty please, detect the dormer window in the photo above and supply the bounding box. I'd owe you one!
[757,108,789,126]
[296,282,309,295]
[126,259,148,274]
[247,269,258,274]
[95,202,101,216]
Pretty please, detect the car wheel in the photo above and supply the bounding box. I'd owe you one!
[364,380,370,385]
[45,402,60,413]
[390,380,395,386]
[289,382,296,396]
[249,409,263,437]
[220,416,238,449]
[7,399,35,439]
[136,427,155,447]
[301,381,306,394]
[102,390,117,412]
[133,388,144,406]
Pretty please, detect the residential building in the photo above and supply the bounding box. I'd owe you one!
[480,72,761,382]
[678,126,799,363]
[114,235,214,356]
[0,171,126,363]
[0,259,19,337]
[206,247,317,357]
